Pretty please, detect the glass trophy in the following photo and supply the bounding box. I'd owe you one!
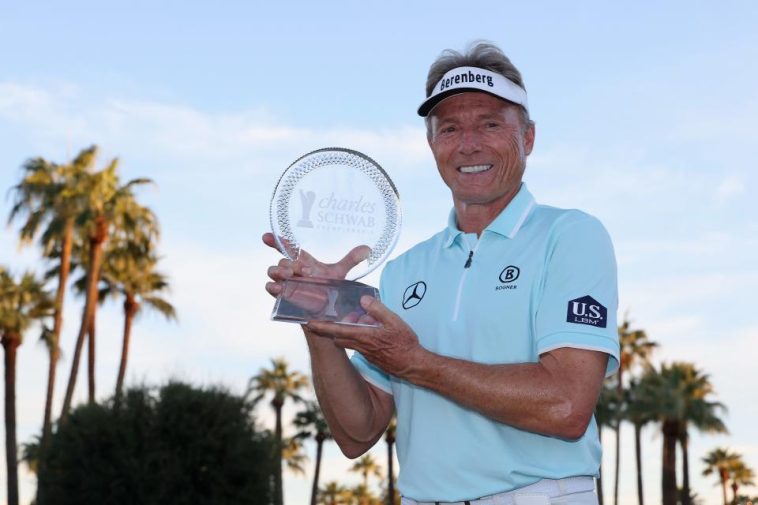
[269,148,401,327]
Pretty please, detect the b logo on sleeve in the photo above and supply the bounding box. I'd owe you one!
[567,296,607,328]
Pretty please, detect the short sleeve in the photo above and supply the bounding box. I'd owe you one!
[349,266,394,395]
[535,212,620,377]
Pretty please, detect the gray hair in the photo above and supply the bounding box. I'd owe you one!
[424,41,532,133]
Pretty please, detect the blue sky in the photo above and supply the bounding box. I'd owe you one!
[1,1,757,504]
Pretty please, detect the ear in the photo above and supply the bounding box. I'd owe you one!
[523,121,536,156]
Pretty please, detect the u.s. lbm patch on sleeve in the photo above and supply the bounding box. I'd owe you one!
[566,295,607,328]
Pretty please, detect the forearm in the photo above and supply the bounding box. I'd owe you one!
[403,348,606,440]
[304,328,391,456]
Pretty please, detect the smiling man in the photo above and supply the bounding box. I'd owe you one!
[265,42,619,505]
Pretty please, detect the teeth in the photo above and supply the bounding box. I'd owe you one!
[460,164,492,174]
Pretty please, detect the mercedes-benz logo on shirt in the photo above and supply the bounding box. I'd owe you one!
[402,281,427,310]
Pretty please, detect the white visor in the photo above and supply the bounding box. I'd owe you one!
[417,66,529,117]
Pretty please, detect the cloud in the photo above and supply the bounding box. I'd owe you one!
[0,81,429,175]
[715,175,746,202]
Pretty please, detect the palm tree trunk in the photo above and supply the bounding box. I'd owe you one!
[634,422,644,505]
[614,368,624,505]
[87,309,96,403]
[720,471,729,505]
[731,482,738,505]
[387,429,396,505]
[311,437,324,505]
[598,426,604,505]
[41,218,73,449]
[60,230,105,422]
[662,420,678,505]
[115,296,137,399]
[680,431,691,505]
[274,399,284,505]
[3,335,21,505]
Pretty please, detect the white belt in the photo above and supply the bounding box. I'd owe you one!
[401,476,596,505]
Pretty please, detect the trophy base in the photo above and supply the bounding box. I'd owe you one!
[271,277,380,327]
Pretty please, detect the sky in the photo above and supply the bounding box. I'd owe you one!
[1,1,757,504]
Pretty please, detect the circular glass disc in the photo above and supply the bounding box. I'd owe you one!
[270,147,401,281]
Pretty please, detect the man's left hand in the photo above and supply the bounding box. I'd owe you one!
[306,296,425,378]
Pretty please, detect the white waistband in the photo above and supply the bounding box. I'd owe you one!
[401,476,596,505]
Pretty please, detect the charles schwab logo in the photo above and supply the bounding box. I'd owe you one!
[296,189,377,233]
[402,281,426,310]
[566,296,607,328]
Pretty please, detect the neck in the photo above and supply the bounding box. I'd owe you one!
[454,185,520,236]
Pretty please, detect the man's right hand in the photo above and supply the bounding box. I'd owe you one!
[263,232,371,298]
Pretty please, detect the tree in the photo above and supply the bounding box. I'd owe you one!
[728,458,755,505]
[614,318,657,505]
[350,453,383,488]
[98,243,175,399]
[248,357,309,505]
[639,362,727,505]
[59,154,156,419]
[7,147,95,455]
[282,435,309,475]
[676,364,727,505]
[21,435,41,475]
[624,376,657,505]
[318,481,350,505]
[294,400,333,505]
[595,378,620,505]
[703,447,740,505]
[384,416,398,505]
[0,268,53,505]
[38,382,273,505]
[348,484,381,505]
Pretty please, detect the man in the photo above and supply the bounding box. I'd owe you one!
[264,42,619,505]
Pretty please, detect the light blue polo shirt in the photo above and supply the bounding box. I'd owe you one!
[351,184,619,502]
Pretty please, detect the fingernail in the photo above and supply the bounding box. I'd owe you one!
[301,267,312,276]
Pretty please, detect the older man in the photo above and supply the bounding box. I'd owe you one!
[264,42,619,505]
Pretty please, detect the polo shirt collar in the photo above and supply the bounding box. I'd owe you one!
[443,183,536,248]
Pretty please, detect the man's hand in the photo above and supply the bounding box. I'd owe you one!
[306,295,427,378]
[263,232,371,302]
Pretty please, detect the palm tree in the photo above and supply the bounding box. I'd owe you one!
[282,435,309,476]
[0,268,53,505]
[350,453,383,488]
[59,157,155,419]
[7,146,94,453]
[248,357,309,505]
[729,459,755,505]
[294,400,333,505]
[595,377,621,505]
[97,242,175,399]
[20,435,40,475]
[348,484,381,505]
[614,318,657,505]
[318,481,350,505]
[677,364,727,505]
[639,362,727,505]
[624,376,657,505]
[385,416,398,505]
[703,448,739,505]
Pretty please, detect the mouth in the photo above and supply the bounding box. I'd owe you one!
[458,164,493,174]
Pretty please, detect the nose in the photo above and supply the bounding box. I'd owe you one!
[457,127,481,155]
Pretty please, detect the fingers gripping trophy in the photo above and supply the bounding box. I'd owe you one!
[266,148,401,327]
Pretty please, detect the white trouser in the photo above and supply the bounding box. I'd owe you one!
[400,476,597,505]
